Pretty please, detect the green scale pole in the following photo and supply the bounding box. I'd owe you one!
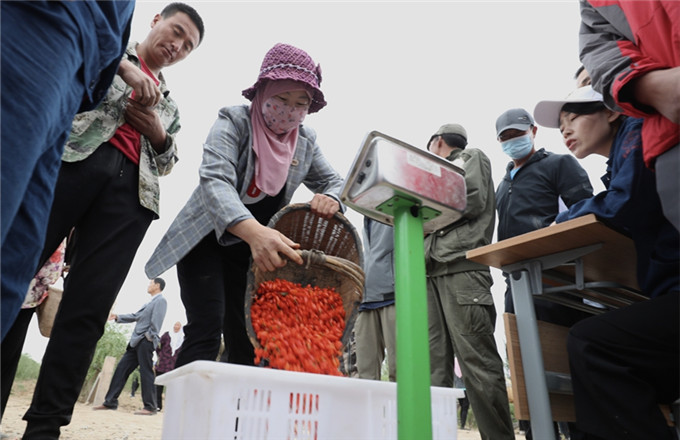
[389,198,433,440]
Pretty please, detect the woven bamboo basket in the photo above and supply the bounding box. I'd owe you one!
[245,203,365,354]
[264,203,364,267]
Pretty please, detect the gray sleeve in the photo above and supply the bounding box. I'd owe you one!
[459,149,493,220]
[300,128,345,209]
[198,107,254,236]
[146,297,167,343]
[578,0,634,112]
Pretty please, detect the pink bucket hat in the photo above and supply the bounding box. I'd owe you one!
[242,43,326,113]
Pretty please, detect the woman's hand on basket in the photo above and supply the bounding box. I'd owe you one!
[229,219,303,271]
[309,194,340,219]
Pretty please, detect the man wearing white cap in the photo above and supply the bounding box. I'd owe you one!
[425,123,515,440]
[534,85,679,440]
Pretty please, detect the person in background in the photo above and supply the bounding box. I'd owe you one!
[453,357,470,431]
[424,123,515,440]
[338,328,358,377]
[534,85,679,439]
[1,0,135,342]
[17,5,204,438]
[494,108,593,326]
[154,321,184,411]
[94,278,168,416]
[144,43,345,369]
[355,219,396,382]
[574,65,591,88]
[495,107,593,440]
[130,372,140,398]
[0,240,66,421]
[579,0,679,232]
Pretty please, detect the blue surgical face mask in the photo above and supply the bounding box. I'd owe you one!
[501,134,533,160]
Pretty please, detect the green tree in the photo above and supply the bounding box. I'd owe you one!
[15,354,41,381]
[79,322,129,400]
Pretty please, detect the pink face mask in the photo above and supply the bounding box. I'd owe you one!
[261,97,308,135]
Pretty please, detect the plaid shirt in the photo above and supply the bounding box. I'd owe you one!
[145,105,344,278]
[62,41,180,218]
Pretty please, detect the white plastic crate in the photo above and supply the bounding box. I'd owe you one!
[156,361,463,440]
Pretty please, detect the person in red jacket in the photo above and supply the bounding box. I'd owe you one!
[579,0,680,233]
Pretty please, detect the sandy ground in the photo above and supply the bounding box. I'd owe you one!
[1,380,522,439]
[1,381,163,440]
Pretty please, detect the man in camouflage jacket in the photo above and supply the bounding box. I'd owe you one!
[17,4,204,439]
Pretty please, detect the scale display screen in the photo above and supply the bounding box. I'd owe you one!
[340,131,467,233]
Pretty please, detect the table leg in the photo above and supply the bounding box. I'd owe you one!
[510,269,557,440]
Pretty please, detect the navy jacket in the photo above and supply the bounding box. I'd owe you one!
[496,148,593,242]
[556,118,679,298]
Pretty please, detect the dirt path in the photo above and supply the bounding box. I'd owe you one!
[1,381,162,440]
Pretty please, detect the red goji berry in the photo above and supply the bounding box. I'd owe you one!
[251,278,345,376]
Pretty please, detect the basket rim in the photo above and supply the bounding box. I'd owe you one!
[267,203,365,268]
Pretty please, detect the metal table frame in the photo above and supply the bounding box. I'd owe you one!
[467,214,643,440]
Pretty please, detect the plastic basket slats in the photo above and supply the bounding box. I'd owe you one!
[158,361,463,439]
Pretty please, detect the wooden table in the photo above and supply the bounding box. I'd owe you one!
[467,214,644,439]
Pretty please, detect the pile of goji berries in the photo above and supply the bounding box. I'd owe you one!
[251,278,345,376]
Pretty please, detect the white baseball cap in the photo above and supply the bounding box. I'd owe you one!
[533,85,604,128]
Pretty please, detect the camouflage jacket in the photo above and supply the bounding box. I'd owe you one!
[62,41,180,218]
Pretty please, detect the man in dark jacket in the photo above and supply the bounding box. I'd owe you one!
[495,107,594,440]
[495,108,594,326]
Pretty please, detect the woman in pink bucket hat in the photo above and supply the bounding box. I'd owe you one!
[144,43,344,366]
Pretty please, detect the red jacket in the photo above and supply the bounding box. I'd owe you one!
[579,0,680,167]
